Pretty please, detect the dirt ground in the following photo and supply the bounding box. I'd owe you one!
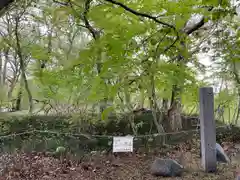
[1,141,240,180]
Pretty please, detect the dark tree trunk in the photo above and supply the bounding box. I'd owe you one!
[15,80,23,111]
[168,84,182,131]
[0,0,13,11]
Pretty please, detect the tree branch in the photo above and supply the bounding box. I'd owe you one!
[103,0,179,53]
[104,0,176,30]
[82,0,100,40]
[14,14,33,114]
[183,15,205,35]
[52,0,70,6]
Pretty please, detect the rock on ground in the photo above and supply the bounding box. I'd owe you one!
[200,143,230,163]
[150,158,184,177]
[216,143,230,163]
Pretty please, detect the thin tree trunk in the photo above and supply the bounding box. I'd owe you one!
[2,48,9,85]
[98,53,108,113]
[124,88,137,135]
[232,60,240,124]
[149,74,165,132]
[148,74,166,145]
[168,84,182,131]
[162,98,168,112]
[0,53,2,86]
[235,107,240,124]
[14,76,24,111]
[234,93,240,124]
[140,88,145,109]
[8,80,16,99]
[14,16,33,114]
[15,91,22,111]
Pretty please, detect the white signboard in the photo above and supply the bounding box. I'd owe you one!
[113,136,133,152]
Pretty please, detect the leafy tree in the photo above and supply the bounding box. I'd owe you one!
[1,0,239,133]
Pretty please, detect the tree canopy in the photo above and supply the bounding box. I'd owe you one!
[0,0,240,132]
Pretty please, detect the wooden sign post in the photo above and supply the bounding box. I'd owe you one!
[199,87,217,172]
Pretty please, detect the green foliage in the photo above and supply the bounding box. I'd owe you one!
[30,44,49,61]
[0,0,237,140]
[101,106,115,121]
[0,113,231,153]
[0,86,8,103]
[24,0,214,107]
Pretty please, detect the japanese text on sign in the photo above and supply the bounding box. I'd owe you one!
[113,136,133,152]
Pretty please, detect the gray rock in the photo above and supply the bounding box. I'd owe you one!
[216,143,230,163]
[200,143,230,163]
[150,158,184,177]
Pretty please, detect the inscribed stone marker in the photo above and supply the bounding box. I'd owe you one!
[199,87,216,172]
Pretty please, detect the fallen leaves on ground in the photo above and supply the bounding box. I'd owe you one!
[0,141,239,180]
